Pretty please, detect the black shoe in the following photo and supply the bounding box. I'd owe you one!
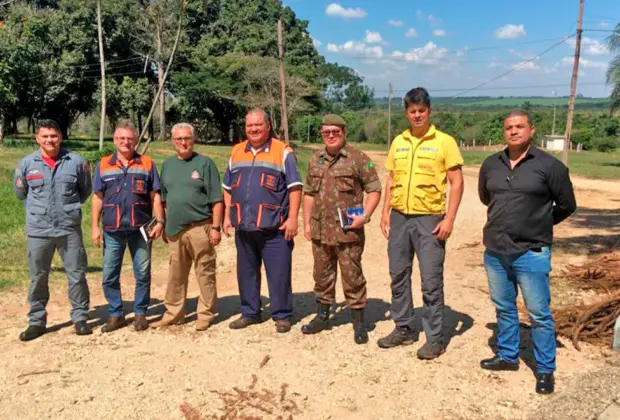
[351,309,368,345]
[301,303,331,335]
[480,355,520,371]
[536,373,555,395]
[275,319,291,333]
[416,341,446,360]
[229,316,261,330]
[74,321,92,336]
[377,326,417,348]
[19,325,46,342]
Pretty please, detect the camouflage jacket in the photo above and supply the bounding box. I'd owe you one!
[304,144,381,245]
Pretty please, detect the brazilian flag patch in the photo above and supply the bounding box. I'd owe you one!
[368,161,375,170]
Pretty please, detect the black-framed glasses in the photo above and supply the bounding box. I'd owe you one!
[321,129,343,137]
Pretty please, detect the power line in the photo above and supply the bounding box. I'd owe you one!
[372,82,607,94]
[453,35,574,98]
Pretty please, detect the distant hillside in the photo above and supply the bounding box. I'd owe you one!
[375,96,610,110]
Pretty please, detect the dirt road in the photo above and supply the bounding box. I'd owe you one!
[1,151,619,419]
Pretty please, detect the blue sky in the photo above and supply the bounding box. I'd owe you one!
[283,0,620,97]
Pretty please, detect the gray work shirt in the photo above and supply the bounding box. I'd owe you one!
[14,148,92,237]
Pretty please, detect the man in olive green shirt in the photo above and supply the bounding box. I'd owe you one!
[153,123,223,331]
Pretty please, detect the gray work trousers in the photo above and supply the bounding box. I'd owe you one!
[26,230,90,327]
[388,211,446,343]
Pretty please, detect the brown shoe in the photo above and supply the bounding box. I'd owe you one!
[101,316,127,333]
[133,315,149,332]
[151,317,184,328]
[229,316,260,330]
[275,319,291,334]
[195,320,211,331]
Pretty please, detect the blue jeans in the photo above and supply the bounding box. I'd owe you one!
[102,230,151,317]
[484,247,555,374]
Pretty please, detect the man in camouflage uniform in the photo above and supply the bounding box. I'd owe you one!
[302,114,382,344]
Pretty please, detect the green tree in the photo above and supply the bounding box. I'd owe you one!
[606,22,620,113]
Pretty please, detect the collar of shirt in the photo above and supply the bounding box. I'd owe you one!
[246,138,273,156]
[401,124,437,143]
[319,144,349,162]
[33,148,70,162]
[110,152,142,167]
[499,144,539,167]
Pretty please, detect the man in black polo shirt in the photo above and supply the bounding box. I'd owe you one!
[478,110,576,395]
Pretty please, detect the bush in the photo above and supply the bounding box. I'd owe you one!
[591,137,619,153]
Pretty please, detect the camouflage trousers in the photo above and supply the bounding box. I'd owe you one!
[312,239,367,309]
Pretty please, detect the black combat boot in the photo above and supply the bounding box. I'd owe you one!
[352,309,369,344]
[301,303,331,334]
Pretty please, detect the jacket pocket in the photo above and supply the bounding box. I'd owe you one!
[333,167,355,192]
[62,202,82,225]
[132,202,151,227]
[61,173,78,197]
[132,175,148,195]
[260,172,281,192]
[102,204,120,229]
[257,203,283,229]
[230,170,242,189]
[306,167,324,193]
[229,203,241,227]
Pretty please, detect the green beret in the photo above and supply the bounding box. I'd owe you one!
[322,114,347,128]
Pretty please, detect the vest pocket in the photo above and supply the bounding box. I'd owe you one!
[132,202,151,227]
[257,203,283,229]
[229,203,241,227]
[102,204,120,229]
[61,173,78,196]
[132,175,148,195]
[62,202,82,225]
[334,167,355,192]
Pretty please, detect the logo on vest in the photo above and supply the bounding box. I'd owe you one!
[261,173,277,190]
[191,170,200,180]
[134,179,146,194]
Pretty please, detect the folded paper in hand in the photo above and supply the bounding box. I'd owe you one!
[139,218,158,243]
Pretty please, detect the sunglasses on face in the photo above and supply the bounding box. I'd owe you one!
[321,129,343,137]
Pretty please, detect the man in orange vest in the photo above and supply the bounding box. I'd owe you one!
[222,109,303,333]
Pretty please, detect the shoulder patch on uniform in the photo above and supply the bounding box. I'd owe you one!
[368,160,375,170]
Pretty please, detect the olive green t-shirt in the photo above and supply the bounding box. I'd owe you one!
[160,153,222,236]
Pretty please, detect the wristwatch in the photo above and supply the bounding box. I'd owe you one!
[212,226,221,232]
[363,214,370,224]
[156,219,165,226]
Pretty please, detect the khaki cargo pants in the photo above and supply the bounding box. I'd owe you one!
[159,221,217,328]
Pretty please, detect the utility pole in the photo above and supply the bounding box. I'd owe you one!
[552,90,557,135]
[387,83,393,148]
[156,23,166,141]
[96,0,106,151]
[277,19,289,144]
[563,0,584,165]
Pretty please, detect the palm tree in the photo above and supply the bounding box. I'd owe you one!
[607,22,620,114]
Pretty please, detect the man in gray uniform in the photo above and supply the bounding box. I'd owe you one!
[13,119,93,341]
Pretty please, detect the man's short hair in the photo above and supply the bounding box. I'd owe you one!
[35,119,61,135]
[246,108,270,124]
[403,87,431,109]
[505,109,533,126]
[114,119,138,138]
[171,122,195,138]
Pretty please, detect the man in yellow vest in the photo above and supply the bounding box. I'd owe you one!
[378,87,464,359]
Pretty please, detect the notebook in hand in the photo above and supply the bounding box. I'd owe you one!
[337,206,364,229]
[139,218,158,243]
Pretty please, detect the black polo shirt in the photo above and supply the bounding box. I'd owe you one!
[478,146,577,255]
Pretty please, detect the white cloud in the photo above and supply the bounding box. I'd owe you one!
[488,58,501,68]
[600,21,610,28]
[428,14,443,27]
[508,49,535,60]
[327,41,384,59]
[495,24,526,39]
[405,28,418,38]
[325,3,367,19]
[561,57,607,69]
[513,61,540,71]
[364,30,384,44]
[456,46,469,58]
[311,37,322,49]
[391,41,448,65]
[433,29,447,37]
[416,9,424,20]
[388,19,404,27]
[565,37,609,56]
